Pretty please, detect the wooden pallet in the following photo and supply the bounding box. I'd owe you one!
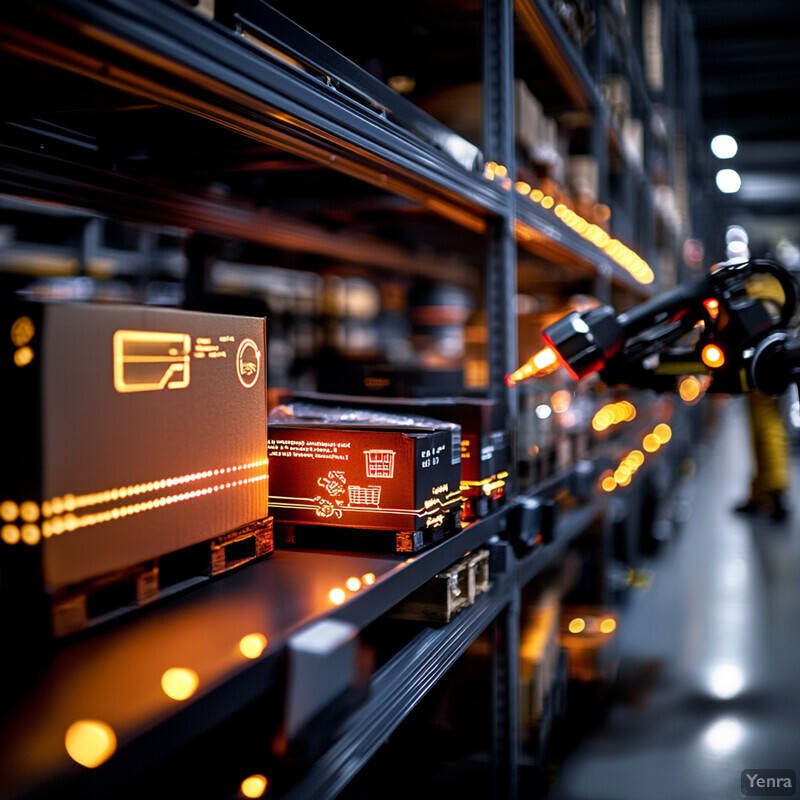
[275,507,462,555]
[387,548,491,623]
[50,516,274,638]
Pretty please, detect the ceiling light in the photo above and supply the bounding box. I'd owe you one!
[703,717,744,753]
[711,134,738,159]
[716,169,742,194]
[708,663,745,699]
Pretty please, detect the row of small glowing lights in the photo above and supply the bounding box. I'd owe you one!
[328,570,376,606]
[600,422,673,492]
[552,394,675,492]
[590,398,675,492]
[62,572,377,796]
[531,388,682,494]
[566,614,617,636]
[0,461,270,547]
[484,162,654,285]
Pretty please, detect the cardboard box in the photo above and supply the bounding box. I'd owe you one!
[515,79,549,161]
[268,402,462,550]
[622,117,644,165]
[1,300,270,635]
[417,79,549,161]
[567,155,600,202]
[283,392,509,521]
[602,74,631,125]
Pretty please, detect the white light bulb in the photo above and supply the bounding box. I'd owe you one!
[711,134,738,159]
[716,169,742,194]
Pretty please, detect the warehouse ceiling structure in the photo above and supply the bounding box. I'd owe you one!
[685,0,800,263]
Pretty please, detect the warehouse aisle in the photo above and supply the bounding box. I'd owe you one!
[546,396,800,800]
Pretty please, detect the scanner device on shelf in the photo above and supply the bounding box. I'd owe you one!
[510,259,800,396]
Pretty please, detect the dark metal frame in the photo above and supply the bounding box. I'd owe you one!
[0,1,701,797]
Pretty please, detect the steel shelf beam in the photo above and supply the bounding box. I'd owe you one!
[0,0,648,291]
[278,573,515,800]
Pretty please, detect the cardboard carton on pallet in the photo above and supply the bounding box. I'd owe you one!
[268,402,462,552]
[1,300,272,638]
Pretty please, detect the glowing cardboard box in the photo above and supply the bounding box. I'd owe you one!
[1,300,271,636]
[284,392,509,521]
[268,403,462,552]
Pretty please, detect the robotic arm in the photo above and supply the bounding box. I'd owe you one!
[511,259,800,395]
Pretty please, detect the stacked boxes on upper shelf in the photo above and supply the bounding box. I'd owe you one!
[603,74,644,165]
[418,79,568,202]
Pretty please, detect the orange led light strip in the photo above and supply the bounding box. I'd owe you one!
[270,490,462,518]
[40,474,268,538]
[601,424,673,492]
[485,163,654,285]
[461,472,509,496]
[592,401,637,431]
[38,458,269,518]
[2,458,268,546]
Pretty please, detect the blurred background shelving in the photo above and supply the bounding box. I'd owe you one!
[0,1,734,798]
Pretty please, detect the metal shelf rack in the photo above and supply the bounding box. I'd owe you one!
[0,1,703,798]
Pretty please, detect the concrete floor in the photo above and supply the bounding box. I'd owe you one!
[546,396,800,800]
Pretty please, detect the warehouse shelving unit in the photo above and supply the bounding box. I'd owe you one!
[0,1,704,798]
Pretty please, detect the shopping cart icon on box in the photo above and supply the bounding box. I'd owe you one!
[364,449,396,478]
[348,485,382,506]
